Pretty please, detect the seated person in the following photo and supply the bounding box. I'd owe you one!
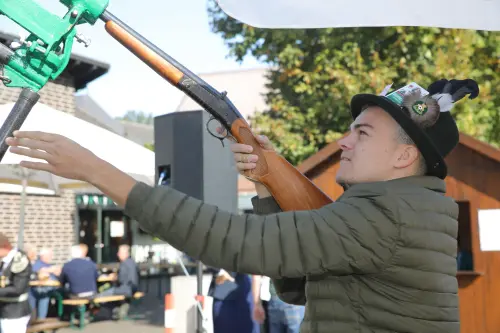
[30,247,61,319]
[59,244,99,299]
[99,245,139,298]
[98,245,139,319]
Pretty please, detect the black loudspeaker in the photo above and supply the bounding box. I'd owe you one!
[153,110,238,213]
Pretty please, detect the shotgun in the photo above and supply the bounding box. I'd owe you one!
[0,0,333,211]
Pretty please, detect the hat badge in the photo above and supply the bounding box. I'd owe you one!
[411,100,428,115]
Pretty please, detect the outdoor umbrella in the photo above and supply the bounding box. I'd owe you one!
[215,0,500,31]
[0,102,155,248]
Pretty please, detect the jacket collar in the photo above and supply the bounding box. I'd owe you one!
[339,176,446,200]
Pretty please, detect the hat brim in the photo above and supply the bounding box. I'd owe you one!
[350,94,447,179]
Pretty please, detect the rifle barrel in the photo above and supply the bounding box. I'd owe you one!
[99,10,221,96]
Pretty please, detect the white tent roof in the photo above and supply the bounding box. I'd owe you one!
[216,0,500,31]
[0,103,155,185]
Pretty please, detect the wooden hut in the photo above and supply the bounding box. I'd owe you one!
[297,132,500,333]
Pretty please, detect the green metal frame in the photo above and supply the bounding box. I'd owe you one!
[0,0,109,91]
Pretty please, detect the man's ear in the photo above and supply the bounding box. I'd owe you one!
[394,145,420,169]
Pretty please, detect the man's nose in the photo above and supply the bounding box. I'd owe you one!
[338,133,354,150]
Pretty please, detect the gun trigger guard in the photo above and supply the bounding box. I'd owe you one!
[206,115,230,147]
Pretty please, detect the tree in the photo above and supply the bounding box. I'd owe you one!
[208,1,500,165]
[116,110,154,125]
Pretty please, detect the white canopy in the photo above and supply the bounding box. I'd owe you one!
[215,0,500,31]
[0,102,155,188]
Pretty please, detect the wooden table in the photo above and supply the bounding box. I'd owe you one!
[29,280,61,287]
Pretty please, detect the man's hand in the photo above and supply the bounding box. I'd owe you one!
[253,301,266,324]
[5,131,101,183]
[226,131,275,198]
[6,130,137,208]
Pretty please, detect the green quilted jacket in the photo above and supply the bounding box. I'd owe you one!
[124,175,460,333]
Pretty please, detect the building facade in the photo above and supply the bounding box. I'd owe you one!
[0,31,109,263]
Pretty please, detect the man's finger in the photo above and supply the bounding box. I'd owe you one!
[13,130,58,142]
[6,137,53,152]
[19,160,55,173]
[236,162,257,170]
[9,147,53,163]
[234,153,258,163]
[230,143,253,153]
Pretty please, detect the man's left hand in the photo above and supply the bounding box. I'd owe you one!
[6,131,101,182]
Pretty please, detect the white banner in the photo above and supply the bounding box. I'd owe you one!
[216,0,500,31]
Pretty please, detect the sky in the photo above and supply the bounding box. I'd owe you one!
[0,0,264,118]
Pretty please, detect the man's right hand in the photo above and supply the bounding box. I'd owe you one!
[229,134,275,198]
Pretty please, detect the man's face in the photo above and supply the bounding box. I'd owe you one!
[336,106,409,187]
[117,248,128,262]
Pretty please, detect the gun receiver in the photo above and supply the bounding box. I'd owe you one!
[0,0,333,211]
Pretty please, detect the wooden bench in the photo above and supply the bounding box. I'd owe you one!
[60,292,146,328]
[61,299,90,330]
[27,319,70,333]
[92,295,126,305]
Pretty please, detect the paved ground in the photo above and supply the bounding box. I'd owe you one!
[58,294,166,333]
[59,320,165,333]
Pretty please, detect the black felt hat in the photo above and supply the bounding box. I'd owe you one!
[350,79,479,179]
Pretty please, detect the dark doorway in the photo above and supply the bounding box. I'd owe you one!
[457,201,473,271]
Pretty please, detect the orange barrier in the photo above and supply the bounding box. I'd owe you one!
[164,294,175,333]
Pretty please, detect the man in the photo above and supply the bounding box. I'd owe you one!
[0,233,32,332]
[59,244,99,299]
[206,268,260,333]
[99,244,139,298]
[30,247,61,319]
[4,78,479,332]
[97,245,138,319]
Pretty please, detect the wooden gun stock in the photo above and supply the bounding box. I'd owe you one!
[102,14,333,211]
[230,119,333,210]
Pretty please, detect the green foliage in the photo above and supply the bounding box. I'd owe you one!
[208,0,500,165]
[116,110,154,125]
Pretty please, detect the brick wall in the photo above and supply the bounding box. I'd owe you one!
[0,73,77,115]
[0,190,76,264]
[0,73,79,263]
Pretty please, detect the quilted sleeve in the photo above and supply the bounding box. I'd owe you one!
[252,195,306,305]
[124,182,400,278]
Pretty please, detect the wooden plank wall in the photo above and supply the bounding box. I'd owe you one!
[446,144,500,333]
[307,143,500,333]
